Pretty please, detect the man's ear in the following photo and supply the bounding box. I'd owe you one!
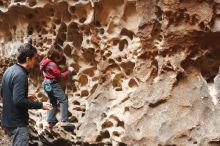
[26,57,30,61]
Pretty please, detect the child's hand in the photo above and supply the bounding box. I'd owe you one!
[59,64,68,71]
[70,70,77,76]
[68,67,77,76]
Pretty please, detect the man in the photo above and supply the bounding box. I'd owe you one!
[0,43,51,146]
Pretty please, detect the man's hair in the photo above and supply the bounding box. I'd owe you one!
[47,43,63,62]
[17,43,37,64]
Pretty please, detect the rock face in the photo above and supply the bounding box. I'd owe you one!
[1,0,220,146]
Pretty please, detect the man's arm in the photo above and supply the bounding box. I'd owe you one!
[12,74,43,109]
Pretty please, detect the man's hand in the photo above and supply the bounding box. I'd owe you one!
[28,95,39,102]
[42,102,52,110]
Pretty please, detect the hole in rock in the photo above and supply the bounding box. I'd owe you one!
[69,6,76,13]
[102,120,113,129]
[120,28,134,40]
[196,50,220,83]
[181,42,220,84]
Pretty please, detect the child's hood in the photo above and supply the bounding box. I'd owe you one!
[40,57,52,71]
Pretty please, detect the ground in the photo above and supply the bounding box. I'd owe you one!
[0,127,10,146]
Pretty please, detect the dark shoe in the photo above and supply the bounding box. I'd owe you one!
[48,123,56,128]
[59,121,75,132]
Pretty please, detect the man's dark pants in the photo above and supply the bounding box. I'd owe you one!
[5,127,29,146]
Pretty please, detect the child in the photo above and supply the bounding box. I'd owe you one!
[40,43,74,128]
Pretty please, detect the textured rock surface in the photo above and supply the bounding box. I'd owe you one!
[1,0,220,146]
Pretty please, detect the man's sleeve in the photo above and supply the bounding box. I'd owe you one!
[12,74,42,109]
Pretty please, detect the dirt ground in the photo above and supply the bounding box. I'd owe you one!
[0,126,11,146]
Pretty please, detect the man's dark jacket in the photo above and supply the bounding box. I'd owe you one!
[1,64,42,128]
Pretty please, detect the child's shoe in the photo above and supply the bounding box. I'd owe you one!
[48,123,56,129]
[59,121,74,127]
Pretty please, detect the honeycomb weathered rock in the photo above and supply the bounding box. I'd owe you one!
[1,0,220,146]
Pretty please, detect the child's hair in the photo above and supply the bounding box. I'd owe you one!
[47,43,63,62]
[17,43,37,64]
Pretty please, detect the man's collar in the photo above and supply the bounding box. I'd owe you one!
[16,63,30,75]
